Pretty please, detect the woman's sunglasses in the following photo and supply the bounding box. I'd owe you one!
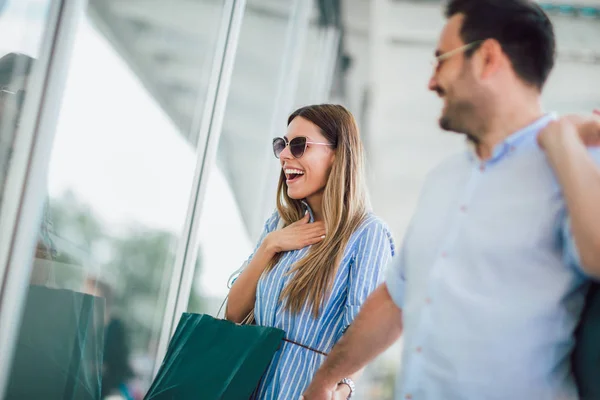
[272,136,333,159]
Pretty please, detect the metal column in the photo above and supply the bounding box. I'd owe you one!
[152,0,248,378]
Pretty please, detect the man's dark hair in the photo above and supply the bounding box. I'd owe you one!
[445,0,556,90]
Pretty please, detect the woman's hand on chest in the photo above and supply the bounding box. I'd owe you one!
[265,214,326,254]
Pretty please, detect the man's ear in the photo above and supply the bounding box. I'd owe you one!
[478,39,503,80]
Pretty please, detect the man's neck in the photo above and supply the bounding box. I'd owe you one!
[475,96,543,160]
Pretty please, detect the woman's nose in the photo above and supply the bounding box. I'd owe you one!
[279,144,293,160]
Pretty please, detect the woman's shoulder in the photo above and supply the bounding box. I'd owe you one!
[356,213,392,235]
[351,213,396,256]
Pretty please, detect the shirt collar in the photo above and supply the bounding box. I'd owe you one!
[467,113,557,164]
[301,200,315,223]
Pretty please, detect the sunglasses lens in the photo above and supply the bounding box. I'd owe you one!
[289,137,307,158]
[273,138,286,158]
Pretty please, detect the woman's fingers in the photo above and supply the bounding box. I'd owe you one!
[302,229,326,240]
[304,223,326,233]
[282,218,326,249]
[297,221,325,231]
[289,213,311,227]
[305,235,326,246]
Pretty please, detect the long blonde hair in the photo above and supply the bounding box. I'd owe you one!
[265,104,369,318]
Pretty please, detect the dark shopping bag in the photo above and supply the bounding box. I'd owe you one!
[572,282,600,399]
[5,285,105,400]
[145,313,285,400]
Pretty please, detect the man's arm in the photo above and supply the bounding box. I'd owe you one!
[538,116,600,276]
[302,283,403,399]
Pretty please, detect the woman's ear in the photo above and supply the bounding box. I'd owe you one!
[328,152,336,171]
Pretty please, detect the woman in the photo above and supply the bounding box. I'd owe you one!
[226,104,394,399]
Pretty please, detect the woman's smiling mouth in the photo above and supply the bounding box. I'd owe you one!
[285,168,305,183]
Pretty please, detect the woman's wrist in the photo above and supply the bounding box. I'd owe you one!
[259,235,279,257]
[335,382,351,398]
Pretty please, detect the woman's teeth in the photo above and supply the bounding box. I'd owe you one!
[285,168,304,180]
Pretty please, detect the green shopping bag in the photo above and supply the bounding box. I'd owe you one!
[144,313,284,400]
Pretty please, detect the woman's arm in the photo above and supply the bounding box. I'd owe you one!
[225,239,277,323]
[538,116,600,276]
[226,213,326,322]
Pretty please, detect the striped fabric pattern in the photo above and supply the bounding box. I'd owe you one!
[244,204,395,399]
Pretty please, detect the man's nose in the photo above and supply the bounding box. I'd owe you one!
[428,74,438,92]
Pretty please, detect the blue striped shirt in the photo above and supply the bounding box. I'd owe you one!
[245,203,394,399]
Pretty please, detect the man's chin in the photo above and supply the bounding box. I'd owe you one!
[439,116,453,132]
[439,115,466,134]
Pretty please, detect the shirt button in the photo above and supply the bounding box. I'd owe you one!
[416,346,422,353]
[405,395,413,400]
[441,252,448,258]
[479,165,485,172]
[425,297,432,304]
[460,205,467,212]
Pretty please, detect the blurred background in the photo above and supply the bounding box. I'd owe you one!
[0,0,598,398]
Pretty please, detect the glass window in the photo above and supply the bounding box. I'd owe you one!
[294,0,344,109]
[187,0,298,316]
[0,0,52,211]
[4,1,230,399]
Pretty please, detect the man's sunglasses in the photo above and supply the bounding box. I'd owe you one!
[272,136,334,159]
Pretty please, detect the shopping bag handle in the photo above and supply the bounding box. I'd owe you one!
[280,338,328,357]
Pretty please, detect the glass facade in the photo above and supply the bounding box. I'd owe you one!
[0,0,599,399]
[1,0,239,398]
[0,0,53,263]
[187,0,298,316]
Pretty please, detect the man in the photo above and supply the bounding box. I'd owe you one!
[302,1,600,399]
